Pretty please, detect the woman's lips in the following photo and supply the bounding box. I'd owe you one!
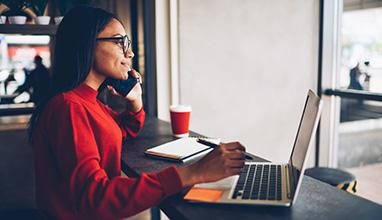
[121,62,131,71]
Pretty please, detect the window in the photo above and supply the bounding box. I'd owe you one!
[320,0,382,205]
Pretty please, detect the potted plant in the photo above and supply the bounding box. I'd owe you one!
[32,0,50,25]
[53,0,67,25]
[0,2,10,24]
[2,0,34,24]
[54,0,93,25]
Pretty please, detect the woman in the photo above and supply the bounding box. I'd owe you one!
[30,6,245,220]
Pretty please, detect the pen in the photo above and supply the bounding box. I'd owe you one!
[196,138,253,160]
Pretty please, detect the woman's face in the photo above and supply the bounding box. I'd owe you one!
[93,19,134,80]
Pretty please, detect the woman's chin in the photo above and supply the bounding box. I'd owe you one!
[109,72,128,80]
[120,72,128,80]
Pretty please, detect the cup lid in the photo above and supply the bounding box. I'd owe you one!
[170,105,192,112]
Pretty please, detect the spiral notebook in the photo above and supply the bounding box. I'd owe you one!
[144,137,220,163]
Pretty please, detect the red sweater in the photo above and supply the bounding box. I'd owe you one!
[33,83,183,220]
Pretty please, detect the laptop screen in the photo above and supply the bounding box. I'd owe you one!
[288,90,322,200]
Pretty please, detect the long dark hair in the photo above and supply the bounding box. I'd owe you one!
[29,6,118,142]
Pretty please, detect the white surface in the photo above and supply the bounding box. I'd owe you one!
[155,0,172,121]
[4,35,50,45]
[170,105,192,112]
[319,0,342,167]
[173,132,189,138]
[35,16,51,25]
[0,16,6,24]
[195,176,236,190]
[347,163,382,205]
[176,0,319,163]
[155,0,183,120]
[8,16,26,25]
[170,0,180,106]
[145,137,212,160]
[54,16,63,25]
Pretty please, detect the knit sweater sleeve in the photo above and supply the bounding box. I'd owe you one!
[48,99,182,219]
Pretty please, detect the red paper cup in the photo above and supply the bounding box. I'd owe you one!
[170,105,192,138]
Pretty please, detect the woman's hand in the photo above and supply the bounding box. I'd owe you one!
[107,69,143,112]
[124,69,142,102]
[176,142,246,187]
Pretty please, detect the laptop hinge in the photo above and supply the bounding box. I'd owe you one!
[285,165,292,199]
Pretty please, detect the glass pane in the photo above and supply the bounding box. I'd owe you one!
[339,98,382,168]
[338,97,382,203]
[340,8,382,93]
[339,3,382,204]
[0,34,51,106]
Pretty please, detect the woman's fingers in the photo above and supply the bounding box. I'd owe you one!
[226,159,245,169]
[219,142,246,160]
[130,69,142,83]
[107,85,118,96]
[221,142,246,152]
[129,68,139,77]
[190,140,247,184]
[225,151,245,160]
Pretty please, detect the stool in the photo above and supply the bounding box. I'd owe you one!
[305,167,357,193]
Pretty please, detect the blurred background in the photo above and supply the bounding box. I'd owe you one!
[0,0,381,219]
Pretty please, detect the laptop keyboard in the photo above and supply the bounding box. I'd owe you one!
[232,164,282,200]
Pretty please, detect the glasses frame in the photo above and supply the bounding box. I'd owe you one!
[96,35,131,55]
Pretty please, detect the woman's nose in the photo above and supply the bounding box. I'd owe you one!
[125,48,134,59]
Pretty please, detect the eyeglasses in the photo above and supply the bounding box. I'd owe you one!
[96,35,131,55]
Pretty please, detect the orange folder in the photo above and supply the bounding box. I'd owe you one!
[184,187,224,202]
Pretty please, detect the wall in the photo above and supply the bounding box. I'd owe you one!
[175,0,319,162]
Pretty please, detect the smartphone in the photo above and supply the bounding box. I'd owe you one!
[104,71,139,97]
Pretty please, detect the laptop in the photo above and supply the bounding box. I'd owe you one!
[200,90,323,207]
